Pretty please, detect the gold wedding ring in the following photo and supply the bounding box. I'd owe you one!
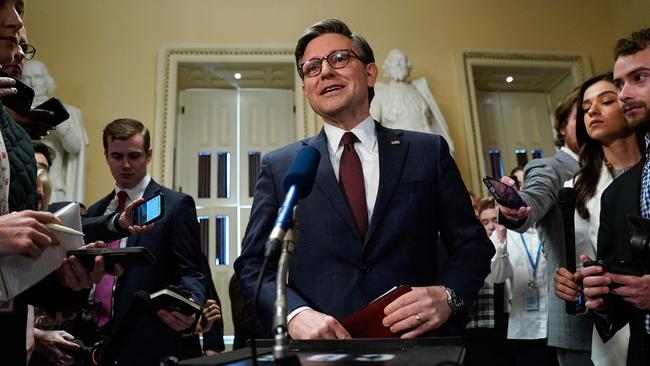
[415,313,423,326]
[555,267,561,275]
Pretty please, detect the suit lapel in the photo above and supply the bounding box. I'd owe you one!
[309,129,360,239]
[366,123,408,243]
[90,192,115,217]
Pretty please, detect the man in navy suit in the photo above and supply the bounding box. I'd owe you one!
[234,19,494,340]
[85,118,208,365]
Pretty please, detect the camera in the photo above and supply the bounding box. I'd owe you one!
[628,215,650,274]
[69,340,103,365]
[582,215,650,276]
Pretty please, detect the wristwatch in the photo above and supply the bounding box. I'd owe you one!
[441,286,464,315]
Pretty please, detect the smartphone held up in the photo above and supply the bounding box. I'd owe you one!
[131,193,164,226]
[482,176,527,209]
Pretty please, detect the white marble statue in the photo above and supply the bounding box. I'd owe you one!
[22,60,89,203]
[370,49,454,153]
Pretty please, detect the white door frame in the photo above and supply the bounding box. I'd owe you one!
[153,44,317,186]
[456,49,592,194]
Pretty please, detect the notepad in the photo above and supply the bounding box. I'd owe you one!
[0,202,84,301]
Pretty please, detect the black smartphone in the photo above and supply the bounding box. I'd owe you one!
[0,69,34,114]
[33,97,70,126]
[583,259,642,276]
[482,176,527,209]
[131,193,164,226]
[508,174,521,190]
[66,247,156,271]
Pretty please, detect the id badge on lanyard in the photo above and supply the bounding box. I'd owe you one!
[520,233,542,312]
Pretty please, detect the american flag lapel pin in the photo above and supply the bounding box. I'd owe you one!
[390,139,400,145]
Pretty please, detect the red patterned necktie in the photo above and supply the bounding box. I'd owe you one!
[94,190,129,328]
[339,132,368,238]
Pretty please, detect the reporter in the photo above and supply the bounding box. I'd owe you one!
[2,26,56,140]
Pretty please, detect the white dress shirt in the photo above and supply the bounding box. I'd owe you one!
[323,116,379,222]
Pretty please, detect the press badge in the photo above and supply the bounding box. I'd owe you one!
[523,287,539,311]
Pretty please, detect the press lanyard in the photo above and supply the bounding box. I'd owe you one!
[519,233,542,287]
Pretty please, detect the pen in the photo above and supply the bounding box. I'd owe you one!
[46,223,85,237]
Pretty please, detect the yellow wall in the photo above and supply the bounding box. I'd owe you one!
[24,0,650,203]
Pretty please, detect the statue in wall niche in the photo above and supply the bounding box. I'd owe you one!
[22,60,89,204]
[370,49,454,153]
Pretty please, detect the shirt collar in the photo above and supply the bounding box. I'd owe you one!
[323,115,377,152]
[645,134,650,159]
[115,175,151,200]
[560,146,579,162]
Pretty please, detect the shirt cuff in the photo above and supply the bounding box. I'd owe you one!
[287,306,311,324]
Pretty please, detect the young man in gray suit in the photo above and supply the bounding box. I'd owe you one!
[500,88,594,366]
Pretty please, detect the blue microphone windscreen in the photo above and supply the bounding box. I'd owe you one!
[282,146,320,198]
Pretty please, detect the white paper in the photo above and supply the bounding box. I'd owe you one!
[0,202,84,301]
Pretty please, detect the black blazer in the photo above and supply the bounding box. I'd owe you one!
[86,179,208,365]
[596,160,649,365]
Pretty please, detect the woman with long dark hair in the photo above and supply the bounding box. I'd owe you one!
[554,73,642,365]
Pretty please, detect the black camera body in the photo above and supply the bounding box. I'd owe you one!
[584,215,650,276]
[69,340,103,365]
[628,215,650,275]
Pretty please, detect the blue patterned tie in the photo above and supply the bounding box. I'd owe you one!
[640,135,650,334]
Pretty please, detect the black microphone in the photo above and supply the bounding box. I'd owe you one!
[558,187,585,315]
[99,290,151,366]
[264,146,320,259]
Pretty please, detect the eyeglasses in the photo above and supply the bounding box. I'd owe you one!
[298,49,361,78]
[19,43,36,60]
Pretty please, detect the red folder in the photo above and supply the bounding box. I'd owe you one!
[341,285,412,338]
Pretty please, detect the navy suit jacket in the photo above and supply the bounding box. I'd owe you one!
[595,160,648,365]
[86,179,207,365]
[234,123,494,334]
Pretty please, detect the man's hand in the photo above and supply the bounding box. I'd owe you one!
[56,241,124,291]
[554,267,582,301]
[34,329,79,366]
[497,176,532,220]
[157,309,196,332]
[288,309,351,339]
[195,299,222,334]
[0,210,61,258]
[382,286,451,338]
[5,108,56,140]
[119,198,155,235]
[579,255,612,310]
[0,74,17,98]
[609,273,650,310]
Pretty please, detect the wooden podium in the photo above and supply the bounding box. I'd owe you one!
[177,338,464,366]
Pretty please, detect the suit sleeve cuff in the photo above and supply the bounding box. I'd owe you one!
[287,306,311,324]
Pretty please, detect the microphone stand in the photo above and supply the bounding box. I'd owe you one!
[273,208,301,366]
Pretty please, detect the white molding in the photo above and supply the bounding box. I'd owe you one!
[456,49,592,194]
[153,44,316,186]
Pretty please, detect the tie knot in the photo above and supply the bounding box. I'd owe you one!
[342,132,358,146]
[117,191,129,212]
